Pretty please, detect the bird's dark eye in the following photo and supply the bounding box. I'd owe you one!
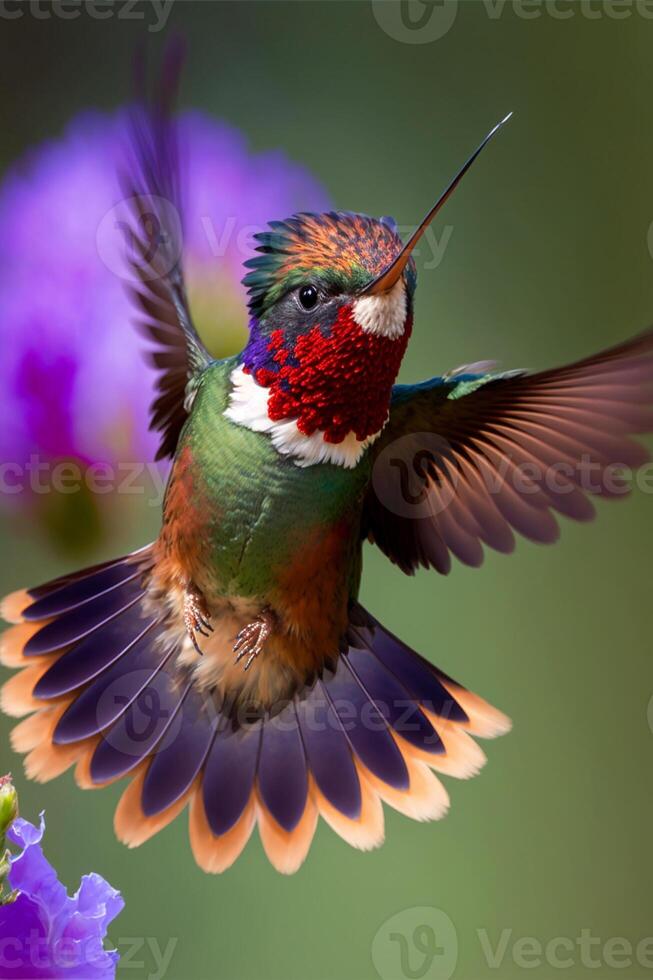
[298,284,319,311]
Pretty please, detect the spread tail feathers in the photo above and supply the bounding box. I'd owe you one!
[1,558,511,874]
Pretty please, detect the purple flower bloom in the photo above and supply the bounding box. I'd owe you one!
[0,814,123,979]
[0,109,329,538]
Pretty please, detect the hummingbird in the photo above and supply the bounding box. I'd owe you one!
[2,56,653,875]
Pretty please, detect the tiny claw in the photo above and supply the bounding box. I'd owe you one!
[233,612,273,671]
[197,613,214,634]
[233,623,257,659]
[184,586,212,657]
[189,632,204,657]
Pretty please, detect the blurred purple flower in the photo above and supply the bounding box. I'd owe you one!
[0,814,123,978]
[0,110,329,542]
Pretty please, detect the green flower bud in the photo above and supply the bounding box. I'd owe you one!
[0,775,18,838]
[0,775,18,904]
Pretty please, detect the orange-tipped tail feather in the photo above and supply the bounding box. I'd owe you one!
[1,564,510,874]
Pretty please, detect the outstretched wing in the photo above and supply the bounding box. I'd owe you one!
[122,44,211,461]
[363,330,653,575]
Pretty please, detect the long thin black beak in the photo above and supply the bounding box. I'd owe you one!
[360,112,513,296]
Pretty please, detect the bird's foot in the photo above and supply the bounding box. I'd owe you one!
[183,585,213,656]
[233,610,274,672]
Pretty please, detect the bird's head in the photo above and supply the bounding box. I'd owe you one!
[243,211,415,424]
[244,210,416,343]
[229,114,512,467]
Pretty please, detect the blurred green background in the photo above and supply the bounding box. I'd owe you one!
[2,2,653,979]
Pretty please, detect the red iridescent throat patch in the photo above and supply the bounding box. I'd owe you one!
[249,305,412,444]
